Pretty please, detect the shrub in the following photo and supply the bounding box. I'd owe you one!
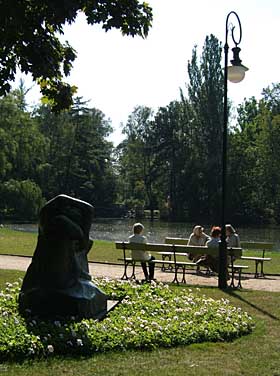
[0,279,254,360]
[0,179,45,220]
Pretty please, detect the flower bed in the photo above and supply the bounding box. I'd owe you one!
[0,279,254,360]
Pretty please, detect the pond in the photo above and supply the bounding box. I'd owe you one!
[7,219,280,250]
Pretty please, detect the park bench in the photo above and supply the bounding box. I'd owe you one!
[240,241,273,278]
[115,241,242,287]
[165,237,247,288]
[165,237,273,278]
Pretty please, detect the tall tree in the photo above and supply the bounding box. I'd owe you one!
[0,90,46,219]
[0,0,153,111]
[37,99,116,209]
[118,106,157,215]
[187,34,224,221]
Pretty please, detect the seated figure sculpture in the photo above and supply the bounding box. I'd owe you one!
[18,194,108,319]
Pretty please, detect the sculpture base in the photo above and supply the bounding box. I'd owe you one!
[19,288,110,320]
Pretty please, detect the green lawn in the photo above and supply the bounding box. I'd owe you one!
[0,269,279,375]
[0,228,279,275]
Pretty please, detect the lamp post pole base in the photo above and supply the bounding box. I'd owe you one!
[218,239,228,289]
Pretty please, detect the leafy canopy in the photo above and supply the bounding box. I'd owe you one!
[0,0,153,111]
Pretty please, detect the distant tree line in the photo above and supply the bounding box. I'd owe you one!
[0,84,116,220]
[1,34,280,224]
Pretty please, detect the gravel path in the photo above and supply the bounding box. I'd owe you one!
[1,254,279,292]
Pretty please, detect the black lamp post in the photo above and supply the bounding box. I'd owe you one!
[218,11,248,289]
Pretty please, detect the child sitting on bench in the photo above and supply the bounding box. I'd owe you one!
[128,223,155,282]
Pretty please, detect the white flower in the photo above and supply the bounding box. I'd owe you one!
[81,321,90,330]
[77,339,83,346]
[47,345,54,353]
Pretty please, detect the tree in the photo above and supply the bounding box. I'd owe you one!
[229,84,280,224]
[118,106,157,215]
[0,90,48,184]
[37,98,117,209]
[152,101,194,221]
[0,179,45,220]
[187,34,224,221]
[0,0,153,111]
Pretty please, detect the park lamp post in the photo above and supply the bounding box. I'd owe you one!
[218,11,248,289]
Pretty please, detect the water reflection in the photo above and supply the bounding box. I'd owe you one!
[7,219,280,249]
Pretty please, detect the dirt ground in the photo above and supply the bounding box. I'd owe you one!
[1,254,279,292]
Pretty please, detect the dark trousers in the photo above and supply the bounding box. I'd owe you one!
[141,256,155,280]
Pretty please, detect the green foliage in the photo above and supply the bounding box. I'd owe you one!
[116,32,280,224]
[0,180,45,220]
[0,0,153,111]
[118,34,224,222]
[228,83,280,223]
[0,90,117,219]
[37,98,117,208]
[118,106,157,211]
[0,279,253,360]
[187,34,224,221]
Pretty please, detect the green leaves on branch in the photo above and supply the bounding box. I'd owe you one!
[0,0,153,111]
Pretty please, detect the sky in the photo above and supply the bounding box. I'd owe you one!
[16,0,280,145]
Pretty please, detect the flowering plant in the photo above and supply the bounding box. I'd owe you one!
[0,279,253,360]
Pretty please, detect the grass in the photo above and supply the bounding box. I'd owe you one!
[0,269,279,375]
[0,228,123,263]
[0,228,279,274]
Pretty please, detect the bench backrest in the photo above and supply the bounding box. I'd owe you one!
[165,237,189,245]
[165,237,274,254]
[241,241,274,251]
[115,241,242,258]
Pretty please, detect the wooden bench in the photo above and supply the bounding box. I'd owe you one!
[164,237,206,273]
[115,241,242,286]
[165,237,247,288]
[240,241,273,278]
[115,241,199,283]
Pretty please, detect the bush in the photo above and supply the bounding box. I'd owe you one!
[0,179,45,220]
[0,279,254,360]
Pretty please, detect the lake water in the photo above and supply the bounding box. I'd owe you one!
[7,219,280,250]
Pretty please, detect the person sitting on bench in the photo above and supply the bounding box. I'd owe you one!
[128,223,155,282]
[196,226,221,274]
[226,224,241,248]
[187,225,210,262]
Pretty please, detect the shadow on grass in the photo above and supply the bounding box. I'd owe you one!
[224,288,280,321]
[173,282,280,321]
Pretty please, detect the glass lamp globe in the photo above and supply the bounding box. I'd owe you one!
[227,65,249,83]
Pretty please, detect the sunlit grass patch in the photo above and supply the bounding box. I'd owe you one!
[0,279,254,361]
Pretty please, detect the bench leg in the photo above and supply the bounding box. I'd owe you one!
[121,260,136,280]
[181,265,186,284]
[121,261,129,280]
[131,262,136,279]
[236,269,243,288]
[229,266,235,288]
[161,254,172,271]
[172,265,180,284]
[230,268,243,289]
[254,261,259,278]
[260,260,265,277]
[255,260,265,278]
